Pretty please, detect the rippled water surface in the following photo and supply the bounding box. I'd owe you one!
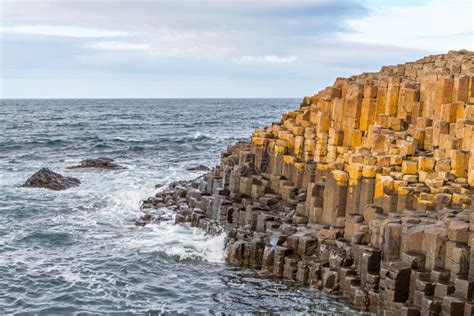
[0,99,360,314]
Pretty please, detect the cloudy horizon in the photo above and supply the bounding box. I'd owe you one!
[1,0,473,98]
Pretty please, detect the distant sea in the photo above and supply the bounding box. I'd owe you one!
[0,99,360,314]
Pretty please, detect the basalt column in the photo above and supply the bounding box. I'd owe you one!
[153,50,474,315]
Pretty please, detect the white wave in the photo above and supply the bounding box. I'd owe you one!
[128,218,225,263]
[192,131,226,142]
[79,171,226,263]
[193,131,205,139]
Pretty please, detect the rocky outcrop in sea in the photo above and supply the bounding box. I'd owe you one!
[142,50,474,315]
[22,168,81,190]
[22,157,125,191]
[66,157,126,170]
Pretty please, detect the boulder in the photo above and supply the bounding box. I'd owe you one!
[66,157,126,170]
[22,168,80,191]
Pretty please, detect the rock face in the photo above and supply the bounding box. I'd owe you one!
[22,168,81,190]
[66,157,126,170]
[145,50,474,314]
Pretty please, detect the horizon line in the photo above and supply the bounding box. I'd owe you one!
[0,97,303,100]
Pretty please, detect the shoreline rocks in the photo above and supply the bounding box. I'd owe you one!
[135,212,173,227]
[142,50,474,315]
[22,168,80,191]
[66,157,126,170]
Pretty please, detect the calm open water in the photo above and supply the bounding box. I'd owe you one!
[0,99,361,315]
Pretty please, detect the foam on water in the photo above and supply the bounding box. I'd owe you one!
[129,220,226,263]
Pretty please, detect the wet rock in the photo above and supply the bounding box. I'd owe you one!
[186,164,211,171]
[135,214,155,227]
[175,214,186,224]
[22,168,80,191]
[135,211,173,227]
[141,197,165,209]
[66,157,126,170]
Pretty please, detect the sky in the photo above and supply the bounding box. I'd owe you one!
[0,0,473,98]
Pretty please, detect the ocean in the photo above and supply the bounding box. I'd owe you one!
[0,99,360,314]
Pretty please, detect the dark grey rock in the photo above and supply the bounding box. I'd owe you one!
[66,157,126,170]
[22,168,80,191]
[186,164,210,171]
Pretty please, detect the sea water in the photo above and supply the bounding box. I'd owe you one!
[0,99,362,314]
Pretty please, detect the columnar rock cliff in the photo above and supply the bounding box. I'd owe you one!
[143,50,474,315]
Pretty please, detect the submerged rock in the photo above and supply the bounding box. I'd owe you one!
[66,157,126,170]
[186,164,210,171]
[22,168,81,191]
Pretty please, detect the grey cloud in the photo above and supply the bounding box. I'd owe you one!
[2,1,368,39]
[0,0,443,98]
[1,0,371,71]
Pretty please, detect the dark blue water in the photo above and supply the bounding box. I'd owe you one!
[0,99,359,314]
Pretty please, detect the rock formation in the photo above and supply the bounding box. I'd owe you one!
[22,168,81,190]
[144,50,474,314]
[66,157,126,170]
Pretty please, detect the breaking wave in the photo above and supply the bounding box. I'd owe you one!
[129,220,226,263]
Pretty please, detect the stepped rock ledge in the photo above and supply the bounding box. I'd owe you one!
[142,50,474,315]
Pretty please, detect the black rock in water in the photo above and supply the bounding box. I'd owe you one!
[135,214,155,227]
[66,157,126,170]
[186,164,210,171]
[22,168,81,191]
